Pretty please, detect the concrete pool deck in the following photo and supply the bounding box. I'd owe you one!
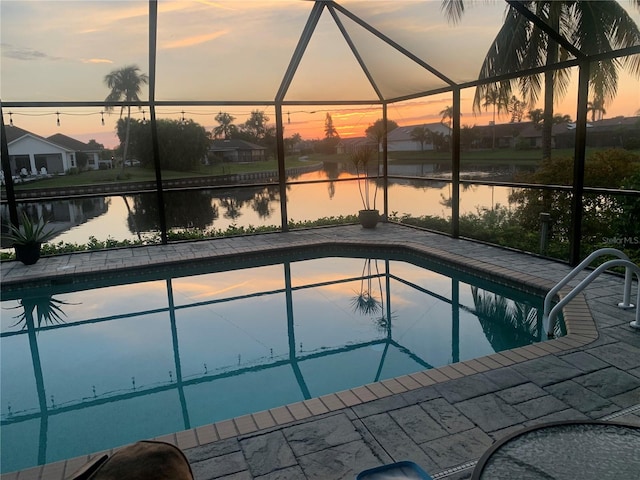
[2,223,639,480]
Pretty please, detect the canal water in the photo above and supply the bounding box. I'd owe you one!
[1,168,516,250]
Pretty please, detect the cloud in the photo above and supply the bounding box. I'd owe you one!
[162,30,229,49]
[1,43,60,61]
[82,58,114,64]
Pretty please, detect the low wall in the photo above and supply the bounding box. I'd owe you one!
[1,163,322,201]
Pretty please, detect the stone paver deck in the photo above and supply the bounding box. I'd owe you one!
[2,223,639,480]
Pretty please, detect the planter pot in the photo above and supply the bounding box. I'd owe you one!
[358,209,380,229]
[14,243,42,265]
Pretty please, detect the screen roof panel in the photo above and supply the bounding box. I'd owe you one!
[334,8,451,100]
[284,7,380,102]
[155,1,311,102]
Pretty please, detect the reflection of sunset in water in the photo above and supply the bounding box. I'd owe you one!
[28,170,515,248]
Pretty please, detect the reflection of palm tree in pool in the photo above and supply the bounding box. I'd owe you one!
[471,286,539,350]
[471,286,564,349]
[351,258,389,332]
[9,295,72,330]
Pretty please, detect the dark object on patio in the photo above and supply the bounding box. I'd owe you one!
[358,209,380,229]
[67,440,194,480]
[471,420,640,479]
[356,460,433,479]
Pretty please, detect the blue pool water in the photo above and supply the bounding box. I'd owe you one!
[0,246,563,473]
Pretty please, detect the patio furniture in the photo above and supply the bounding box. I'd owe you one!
[471,420,640,479]
[356,461,432,479]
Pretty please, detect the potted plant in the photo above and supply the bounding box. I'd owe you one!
[6,213,56,265]
[351,147,380,228]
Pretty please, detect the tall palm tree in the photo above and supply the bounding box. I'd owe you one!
[587,96,607,122]
[104,65,149,172]
[439,105,454,130]
[443,0,640,160]
[410,125,432,151]
[213,111,237,139]
[482,87,509,148]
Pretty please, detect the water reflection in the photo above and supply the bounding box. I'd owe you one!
[351,259,389,332]
[1,167,521,249]
[0,251,555,472]
[7,295,71,330]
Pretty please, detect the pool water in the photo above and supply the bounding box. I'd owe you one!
[0,247,563,473]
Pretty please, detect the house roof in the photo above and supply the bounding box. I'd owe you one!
[471,121,533,138]
[47,133,93,152]
[210,139,266,151]
[518,122,576,138]
[5,125,93,152]
[337,137,375,147]
[588,116,640,130]
[5,125,40,143]
[386,122,450,142]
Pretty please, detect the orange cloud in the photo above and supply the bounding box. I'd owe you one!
[82,58,113,64]
[162,30,229,49]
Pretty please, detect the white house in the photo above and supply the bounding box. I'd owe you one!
[5,125,107,177]
[386,122,450,152]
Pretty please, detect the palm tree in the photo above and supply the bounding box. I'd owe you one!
[443,0,640,160]
[410,125,432,151]
[587,96,607,122]
[439,105,454,130]
[104,65,148,173]
[482,87,509,149]
[213,111,237,139]
[507,95,526,123]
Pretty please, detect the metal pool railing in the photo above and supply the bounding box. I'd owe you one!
[544,248,640,336]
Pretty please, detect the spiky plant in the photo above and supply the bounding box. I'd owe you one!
[7,213,56,246]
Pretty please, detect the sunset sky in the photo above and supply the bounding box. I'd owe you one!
[2,0,639,148]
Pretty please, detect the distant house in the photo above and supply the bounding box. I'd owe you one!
[47,133,110,170]
[5,125,108,177]
[516,122,575,149]
[336,137,376,155]
[209,139,267,162]
[386,123,450,152]
[472,122,533,149]
[554,116,640,149]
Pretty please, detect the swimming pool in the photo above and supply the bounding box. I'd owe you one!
[0,245,564,473]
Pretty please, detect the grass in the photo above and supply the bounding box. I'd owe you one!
[11,156,317,190]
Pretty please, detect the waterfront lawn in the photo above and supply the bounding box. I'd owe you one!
[11,157,317,190]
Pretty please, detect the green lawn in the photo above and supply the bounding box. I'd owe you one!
[10,157,316,190]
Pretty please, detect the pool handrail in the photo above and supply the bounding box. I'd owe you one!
[545,257,640,336]
[543,249,632,321]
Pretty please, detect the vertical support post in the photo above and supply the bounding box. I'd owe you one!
[149,0,167,243]
[451,88,461,238]
[539,212,550,254]
[276,103,289,231]
[451,279,460,364]
[382,103,388,221]
[1,106,19,227]
[569,60,590,265]
[619,268,635,309]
